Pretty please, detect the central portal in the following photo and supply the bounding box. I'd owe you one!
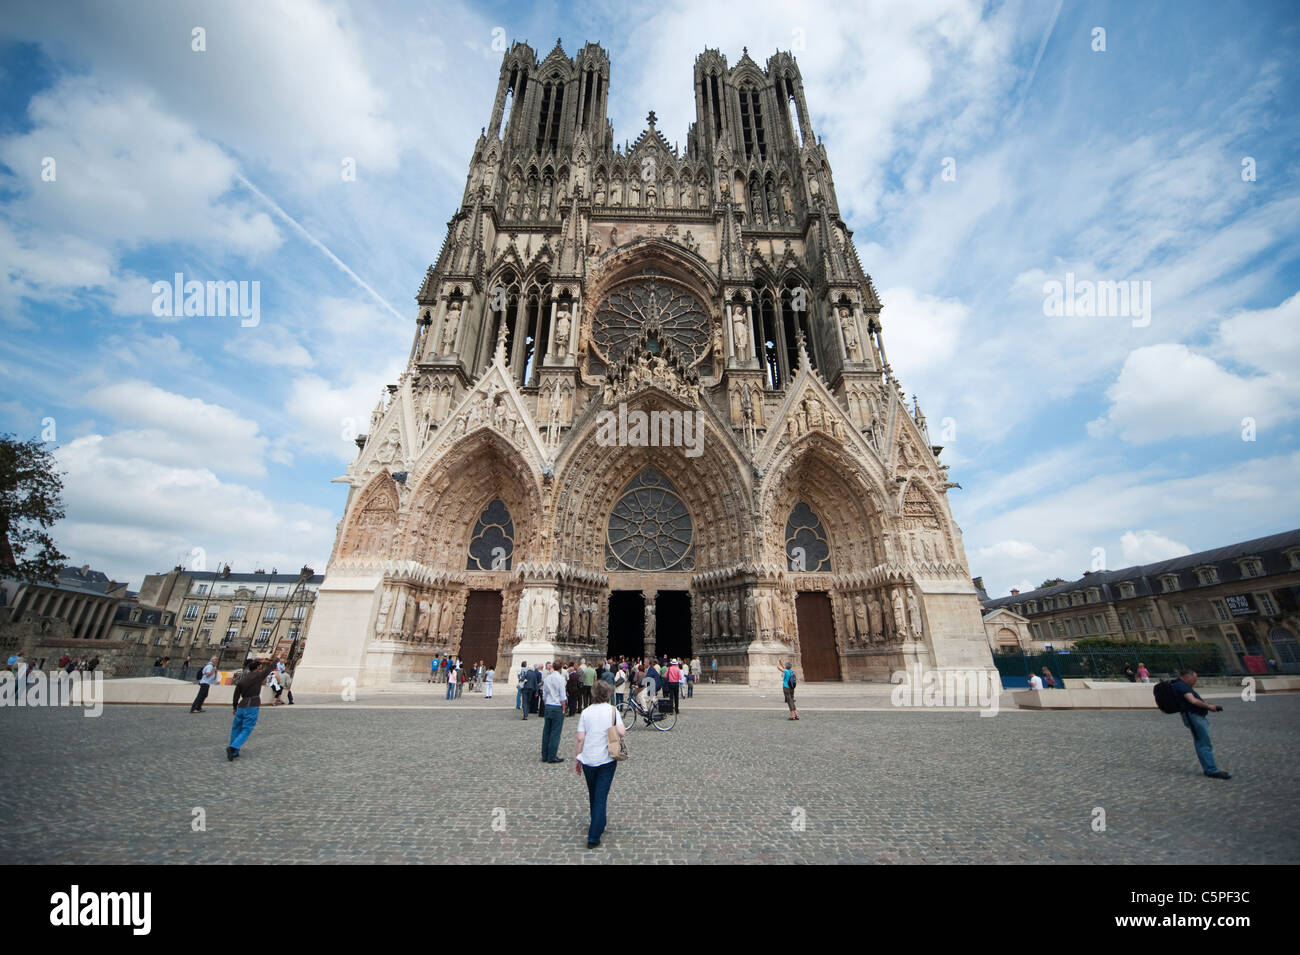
[607,590,644,659]
[654,590,691,661]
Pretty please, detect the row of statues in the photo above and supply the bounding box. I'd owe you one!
[375,585,459,642]
[841,585,923,648]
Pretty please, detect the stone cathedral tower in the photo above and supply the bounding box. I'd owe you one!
[294,40,996,690]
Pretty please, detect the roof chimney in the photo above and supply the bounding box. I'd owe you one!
[1010,588,1020,596]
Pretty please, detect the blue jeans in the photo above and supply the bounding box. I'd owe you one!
[1182,711,1219,774]
[516,686,523,709]
[582,760,617,845]
[229,706,260,751]
[542,704,564,761]
[446,680,456,700]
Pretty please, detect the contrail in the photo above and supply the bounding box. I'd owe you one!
[233,172,406,322]
[1009,0,1063,126]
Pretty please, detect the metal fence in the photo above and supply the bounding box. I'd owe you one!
[994,645,1230,684]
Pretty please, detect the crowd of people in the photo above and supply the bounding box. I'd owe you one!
[427,655,496,699]
[513,655,706,719]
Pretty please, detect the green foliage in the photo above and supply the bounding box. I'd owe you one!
[0,434,67,585]
[1039,577,1067,588]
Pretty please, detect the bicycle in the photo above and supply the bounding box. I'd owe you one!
[617,693,676,732]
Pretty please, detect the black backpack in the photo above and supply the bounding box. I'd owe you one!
[1153,680,1182,714]
[787,668,797,689]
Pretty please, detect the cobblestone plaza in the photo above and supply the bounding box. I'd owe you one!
[1,686,1295,865]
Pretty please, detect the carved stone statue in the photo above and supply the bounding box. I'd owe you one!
[839,307,862,361]
[594,176,606,204]
[782,181,794,215]
[868,594,883,643]
[553,305,571,358]
[891,588,907,641]
[610,178,622,206]
[375,589,393,634]
[439,598,454,637]
[730,303,750,359]
[757,592,774,640]
[644,601,655,640]
[907,587,923,639]
[415,597,432,639]
[440,301,462,354]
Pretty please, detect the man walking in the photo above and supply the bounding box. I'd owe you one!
[542,661,568,763]
[190,656,219,713]
[665,659,682,714]
[580,657,596,711]
[1172,669,1230,779]
[227,656,277,761]
[520,663,542,720]
[516,660,528,710]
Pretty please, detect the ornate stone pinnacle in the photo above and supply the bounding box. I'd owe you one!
[493,319,510,366]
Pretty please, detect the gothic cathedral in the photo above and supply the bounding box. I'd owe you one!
[293,41,996,690]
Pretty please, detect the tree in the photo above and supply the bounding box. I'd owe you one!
[0,434,67,584]
[1039,577,1066,589]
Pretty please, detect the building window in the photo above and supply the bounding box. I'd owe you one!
[196,584,209,595]
[1140,610,1153,629]
[1175,605,1189,625]
[276,586,286,596]
[288,627,300,642]
[1087,588,1100,603]
[256,628,272,647]
[1031,623,1043,639]
[1065,619,1076,636]
[223,627,239,645]
[1285,550,1300,571]
[1121,612,1133,631]
[1223,628,1245,654]
[292,606,307,620]
[1196,567,1219,586]
[1212,600,1229,622]
[1161,575,1180,593]
[183,604,199,621]
[263,606,277,623]
[1257,593,1278,616]
[1239,559,1263,578]
[204,607,218,621]
[1027,601,1038,613]
[231,606,246,621]
[1094,614,1107,633]
[201,628,212,643]
[1118,582,1135,599]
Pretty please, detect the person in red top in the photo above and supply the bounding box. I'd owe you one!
[665,659,683,714]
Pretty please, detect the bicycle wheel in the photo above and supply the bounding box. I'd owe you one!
[617,702,638,731]
[652,703,676,731]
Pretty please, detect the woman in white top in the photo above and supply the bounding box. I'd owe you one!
[484,667,494,699]
[574,680,626,849]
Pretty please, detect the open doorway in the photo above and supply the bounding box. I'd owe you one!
[607,590,644,660]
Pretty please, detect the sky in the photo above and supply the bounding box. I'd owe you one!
[0,0,1297,597]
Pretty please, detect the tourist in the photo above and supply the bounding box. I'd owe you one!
[567,662,582,716]
[542,661,568,763]
[516,660,528,709]
[429,656,438,683]
[180,656,191,680]
[581,658,597,710]
[282,666,295,704]
[520,663,542,720]
[574,680,626,849]
[1027,671,1044,691]
[1136,662,1150,683]
[1041,667,1057,690]
[683,659,693,698]
[485,665,494,699]
[711,656,718,683]
[1123,664,1136,683]
[227,656,278,761]
[1170,669,1230,779]
[665,658,682,714]
[635,665,654,714]
[268,667,285,705]
[779,659,798,720]
[191,656,219,713]
[599,662,616,696]
[613,663,628,705]
[445,659,458,701]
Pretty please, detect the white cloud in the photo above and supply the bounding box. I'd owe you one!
[877,286,970,377]
[54,434,336,589]
[1087,343,1292,444]
[1119,530,1192,566]
[83,381,269,477]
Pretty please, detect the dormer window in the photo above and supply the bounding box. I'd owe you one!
[1196,567,1219,586]
[1118,582,1135,599]
[1238,558,1264,578]
[1160,575,1180,593]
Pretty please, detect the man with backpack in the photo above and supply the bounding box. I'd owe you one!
[190,655,219,713]
[1159,669,1230,780]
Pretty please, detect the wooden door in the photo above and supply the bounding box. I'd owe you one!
[460,590,504,670]
[796,591,841,682]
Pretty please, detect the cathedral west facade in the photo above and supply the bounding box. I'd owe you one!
[293,40,996,690]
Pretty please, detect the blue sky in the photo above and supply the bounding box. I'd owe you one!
[1,0,1297,595]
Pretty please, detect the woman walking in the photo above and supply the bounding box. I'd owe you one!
[484,665,494,699]
[779,659,799,720]
[574,680,626,849]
